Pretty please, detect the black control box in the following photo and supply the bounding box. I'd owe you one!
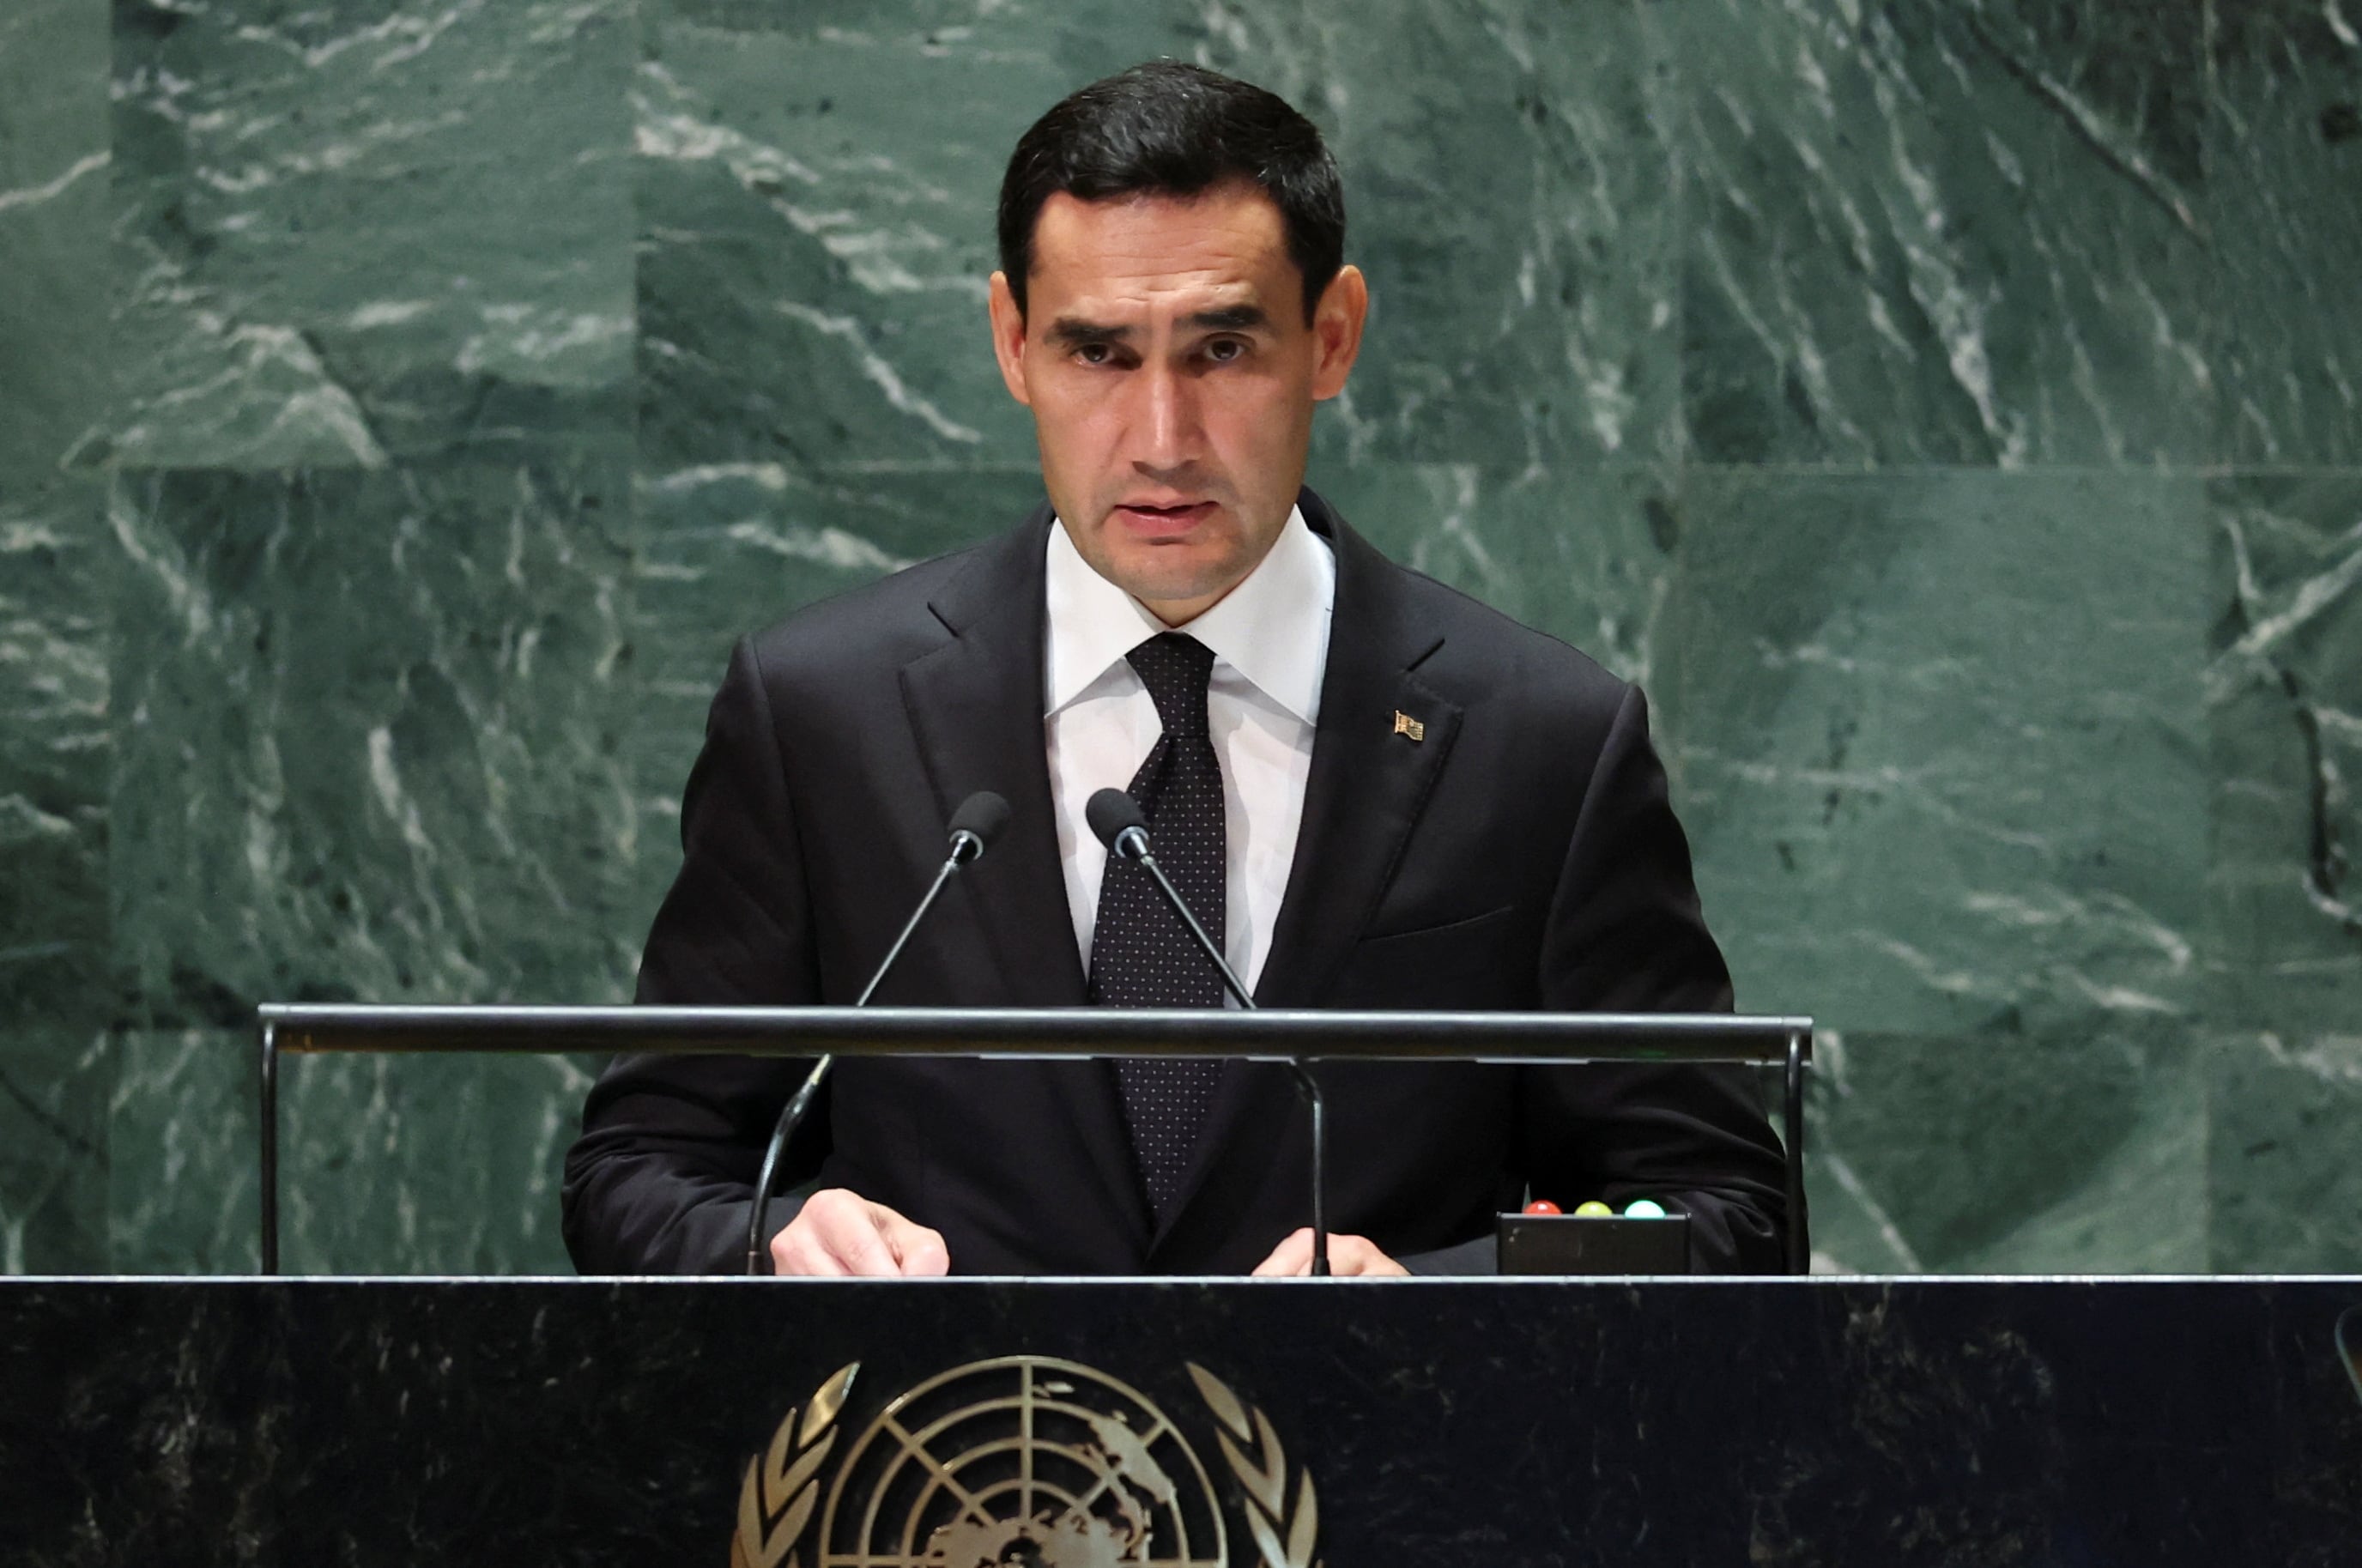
[1496,1212,1692,1274]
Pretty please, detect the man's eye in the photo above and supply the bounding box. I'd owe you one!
[1206,337,1246,363]
[1077,342,1114,366]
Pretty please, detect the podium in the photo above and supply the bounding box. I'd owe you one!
[4,1276,2359,1562]
[252,1003,1817,1274]
[4,1010,2362,1558]
[7,1008,2317,1560]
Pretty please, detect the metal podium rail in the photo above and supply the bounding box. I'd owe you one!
[255,1004,1814,1274]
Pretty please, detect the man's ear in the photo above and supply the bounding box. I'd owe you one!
[1309,263,1369,402]
[987,271,1033,407]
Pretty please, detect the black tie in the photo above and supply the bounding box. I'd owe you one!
[1090,633,1227,1222]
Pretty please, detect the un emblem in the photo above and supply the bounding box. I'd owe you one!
[731,1355,1319,1567]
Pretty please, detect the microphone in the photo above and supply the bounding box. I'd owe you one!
[1086,789,1252,1007]
[744,790,1009,1274]
[1086,787,1329,1277]
[946,790,1009,869]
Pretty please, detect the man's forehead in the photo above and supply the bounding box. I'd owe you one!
[1026,186,1293,312]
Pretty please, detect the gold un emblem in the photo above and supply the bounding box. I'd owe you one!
[731,1355,1319,1568]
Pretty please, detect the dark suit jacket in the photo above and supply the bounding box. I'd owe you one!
[562,491,1790,1274]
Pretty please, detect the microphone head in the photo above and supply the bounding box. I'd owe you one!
[947,791,1011,863]
[948,790,1010,848]
[1086,788,1149,856]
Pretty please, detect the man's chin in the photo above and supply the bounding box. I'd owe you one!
[1108,561,1245,622]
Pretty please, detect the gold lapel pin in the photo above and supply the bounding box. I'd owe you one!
[1392,710,1425,742]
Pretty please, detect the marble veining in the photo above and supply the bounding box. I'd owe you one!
[100,0,637,469]
[0,0,112,484]
[1672,469,2209,1038]
[2209,475,2362,1031]
[2207,1,2362,465]
[1675,0,2215,467]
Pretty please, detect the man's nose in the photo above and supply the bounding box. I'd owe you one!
[1132,363,1201,471]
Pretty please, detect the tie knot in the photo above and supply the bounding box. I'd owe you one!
[1126,633,1215,739]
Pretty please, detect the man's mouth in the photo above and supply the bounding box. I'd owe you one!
[1112,499,1216,534]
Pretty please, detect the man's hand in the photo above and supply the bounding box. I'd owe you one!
[1251,1227,1408,1278]
[768,1189,951,1277]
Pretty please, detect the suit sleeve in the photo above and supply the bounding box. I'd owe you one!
[560,635,827,1274]
[1519,683,1795,1273]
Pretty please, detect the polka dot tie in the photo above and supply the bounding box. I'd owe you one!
[1090,633,1227,1223]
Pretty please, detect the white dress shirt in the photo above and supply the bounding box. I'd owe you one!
[1045,506,1335,997]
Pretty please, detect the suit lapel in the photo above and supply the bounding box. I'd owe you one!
[1150,493,1463,1257]
[1256,495,1461,1008]
[899,509,1084,1006]
[898,508,1151,1251]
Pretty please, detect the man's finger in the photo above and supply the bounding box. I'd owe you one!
[771,1190,899,1278]
[1248,1231,1409,1278]
[1327,1236,1410,1278]
[877,1207,952,1276]
[1251,1227,1313,1277]
[811,1201,904,1277]
[771,1225,845,1277]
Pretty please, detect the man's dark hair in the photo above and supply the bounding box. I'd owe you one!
[996,61,1345,324]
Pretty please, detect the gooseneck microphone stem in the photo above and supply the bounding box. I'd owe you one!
[746,1054,834,1274]
[859,845,975,1011]
[1111,824,1330,1280]
[741,855,956,1274]
[1113,828,1249,1009]
[744,797,1006,1276]
[1288,1061,1329,1279]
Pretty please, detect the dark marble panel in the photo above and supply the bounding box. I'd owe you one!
[0,1030,110,1274]
[101,0,635,469]
[106,1028,256,1274]
[1674,0,2215,467]
[1670,469,2209,1034]
[0,0,111,481]
[1805,1022,2205,1274]
[2207,475,2362,1037]
[0,480,109,1030]
[110,1030,596,1276]
[1198,0,1684,469]
[273,1050,594,1274]
[2209,1031,2362,1274]
[105,457,639,1026]
[1314,463,1677,688]
[2207,1,2362,465]
[4,1280,2360,1564]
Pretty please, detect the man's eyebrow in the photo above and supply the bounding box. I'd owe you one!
[1185,305,1269,332]
[1042,306,1272,347]
[1045,318,1134,348]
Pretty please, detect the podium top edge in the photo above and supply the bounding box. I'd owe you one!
[253,1004,1815,1065]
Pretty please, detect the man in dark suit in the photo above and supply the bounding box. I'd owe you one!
[563,62,1789,1277]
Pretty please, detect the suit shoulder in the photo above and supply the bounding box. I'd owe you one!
[1389,560,1632,718]
[741,529,1014,677]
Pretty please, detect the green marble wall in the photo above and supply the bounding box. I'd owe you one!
[1,0,2354,1276]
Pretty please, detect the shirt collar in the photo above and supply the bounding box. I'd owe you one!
[1044,505,1333,723]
